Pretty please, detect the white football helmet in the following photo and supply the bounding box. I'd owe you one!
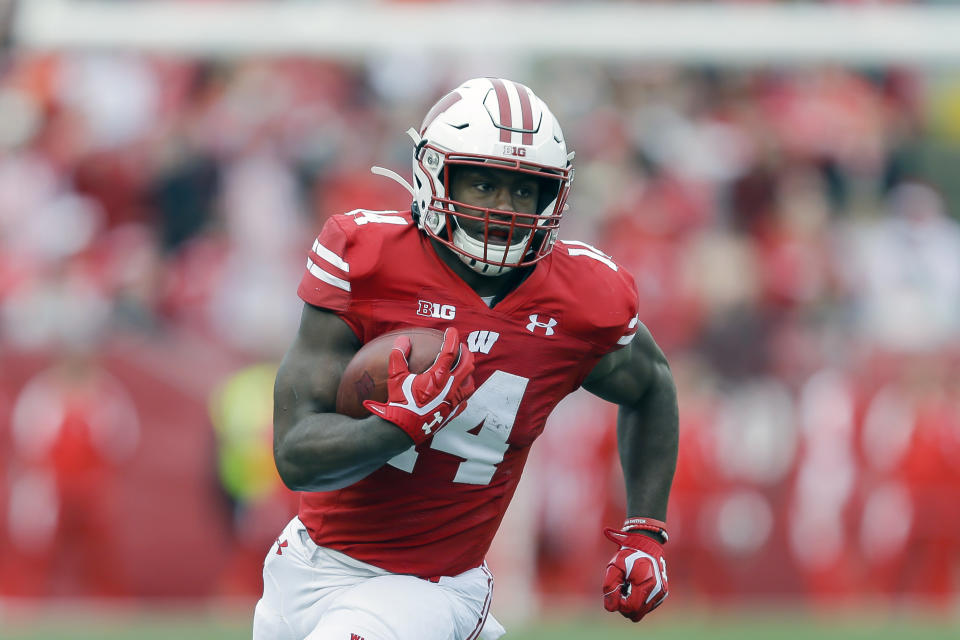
[406,78,574,276]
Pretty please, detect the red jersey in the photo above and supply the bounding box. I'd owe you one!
[296,209,640,577]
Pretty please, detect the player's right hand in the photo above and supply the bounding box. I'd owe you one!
[363,327,475,445]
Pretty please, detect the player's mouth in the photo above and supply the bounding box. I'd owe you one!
[454,215,529,247]
[486,225,532,246]
[485,215,530,244]
[487,228,512,244]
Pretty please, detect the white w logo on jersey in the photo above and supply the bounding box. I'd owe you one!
[526,314,557,336]
[467,330,500,354]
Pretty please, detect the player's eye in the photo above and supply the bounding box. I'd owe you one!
[515,185,536,200]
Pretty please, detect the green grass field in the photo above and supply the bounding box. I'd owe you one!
[1,606,957,640]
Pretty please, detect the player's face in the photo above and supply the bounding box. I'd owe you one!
[448,166,541,246]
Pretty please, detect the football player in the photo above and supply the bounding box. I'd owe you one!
[254,77,678,640]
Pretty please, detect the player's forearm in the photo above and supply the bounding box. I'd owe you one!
[274,413,413,492]
[617,366,678,520]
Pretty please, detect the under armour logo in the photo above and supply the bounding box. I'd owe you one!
[275,539,288,555]
[526,314,557,336]
[422,410,444,435]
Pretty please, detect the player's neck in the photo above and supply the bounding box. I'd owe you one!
[430,240,531,299]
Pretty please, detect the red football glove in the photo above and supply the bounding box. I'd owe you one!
[602,525,669,622]
[363,327,475,445]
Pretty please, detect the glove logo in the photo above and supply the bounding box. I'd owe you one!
[422,410,444,435]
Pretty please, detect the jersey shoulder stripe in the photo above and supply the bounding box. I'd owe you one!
[306,235,351,292]
[306,257,350,292]
[298,210,414,312]
[617,314,640,345]
[312,238,350,272]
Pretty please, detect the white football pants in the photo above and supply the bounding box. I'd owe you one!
[253,517,506,640]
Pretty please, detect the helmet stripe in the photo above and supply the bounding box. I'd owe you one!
[420,91,462,136]
[514,82,535,146]
[489,78,513,143]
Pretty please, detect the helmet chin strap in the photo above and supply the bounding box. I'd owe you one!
[459,253,514,277]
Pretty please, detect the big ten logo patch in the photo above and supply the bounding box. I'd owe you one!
[417,300,456,320]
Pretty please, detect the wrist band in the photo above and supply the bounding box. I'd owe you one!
[622,517,669,543]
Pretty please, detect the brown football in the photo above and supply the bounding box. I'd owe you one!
[335,327,445,418]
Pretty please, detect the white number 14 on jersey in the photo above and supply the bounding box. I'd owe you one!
[386,370,528,485]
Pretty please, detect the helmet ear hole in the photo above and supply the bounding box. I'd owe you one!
[536,175,561,215]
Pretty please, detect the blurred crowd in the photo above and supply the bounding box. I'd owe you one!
[1,49,959,611]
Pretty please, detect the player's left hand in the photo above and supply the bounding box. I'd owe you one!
[601,527,668,622]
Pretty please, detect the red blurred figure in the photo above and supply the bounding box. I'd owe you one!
[860,356,960,607]
[3,352,139,596]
